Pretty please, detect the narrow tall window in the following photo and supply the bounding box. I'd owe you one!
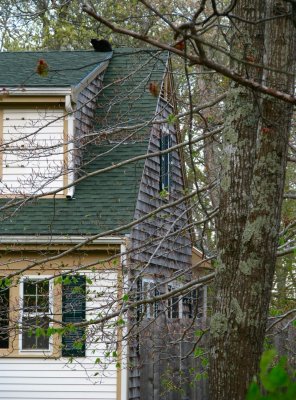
[160,128,172,192]
[0,280,9,348]
[21,278,52,351]
[167,285,181,318]
[138,278,159,319]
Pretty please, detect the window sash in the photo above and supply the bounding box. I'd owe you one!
[138,278,159,319]
[20,276,53,352]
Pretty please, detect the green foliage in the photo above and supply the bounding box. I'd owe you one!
[246,350,296,400]
[159,189,169,199]
[167,114,177,125]
[122,294,129,301]
[0,277,12,289]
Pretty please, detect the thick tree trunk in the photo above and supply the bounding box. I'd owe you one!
[209,1,295,399]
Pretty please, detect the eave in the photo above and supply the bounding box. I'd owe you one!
[0,235,124,245]
[0,59,110,102]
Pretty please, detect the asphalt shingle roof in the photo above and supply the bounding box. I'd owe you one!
[0,48,168,236]
[95,48,168,129]
[0,142,147,235]
[0,51,112,88]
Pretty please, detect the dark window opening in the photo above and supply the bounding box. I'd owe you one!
[160,132,172,192]
[0,280,9,348]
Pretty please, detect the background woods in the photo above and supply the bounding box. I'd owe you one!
[0,1,295,400]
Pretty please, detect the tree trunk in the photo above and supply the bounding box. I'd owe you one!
[209,1,295,399]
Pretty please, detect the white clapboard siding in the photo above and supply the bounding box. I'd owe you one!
[1,109,66,195]
[0,271,121,400]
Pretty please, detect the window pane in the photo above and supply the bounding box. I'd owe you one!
[183,291,195,319]
[24,280,36,295]
[22,317,49,350]
[168,285,180,319]
[23,295,36,312]
[37,281,49,295]
[171,296,179,318]
[37,295,49,312]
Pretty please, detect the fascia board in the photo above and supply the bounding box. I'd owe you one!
[71,59,111,102]
[1,87,72,96]
[0,235,124,245]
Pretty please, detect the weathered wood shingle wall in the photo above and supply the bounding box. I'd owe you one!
[75,73,104,168]
[129,97,193,400]
[130,97,192,275]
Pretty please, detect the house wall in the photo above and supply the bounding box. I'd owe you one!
[130,96,192,274]
[0,248,126,400]
[0,107,66,196]
[75,74,104,168]
[128,96,192,400]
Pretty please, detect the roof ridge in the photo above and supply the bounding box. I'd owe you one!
[1,48,165,54]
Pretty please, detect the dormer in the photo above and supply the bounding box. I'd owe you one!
[0,51,112,198]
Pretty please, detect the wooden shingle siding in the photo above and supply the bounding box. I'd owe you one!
[131,98,191,274]
[129,98,192,399]
[75,73,104,168]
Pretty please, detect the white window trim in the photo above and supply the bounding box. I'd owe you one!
[167,283,183,319]
[141,278,158,319]
[19,275,53,354]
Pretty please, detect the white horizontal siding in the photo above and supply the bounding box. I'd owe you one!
[1,109,66,195]
[0,271,120,400]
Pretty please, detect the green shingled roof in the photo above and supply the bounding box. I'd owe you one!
[0,51,112,88]
[95,48,168,129]
[0,48,168,236]
[0,142,147,235]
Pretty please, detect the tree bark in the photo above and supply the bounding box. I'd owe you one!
[209,1,295,399]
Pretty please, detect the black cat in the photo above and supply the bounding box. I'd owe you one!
[91,39,112,52]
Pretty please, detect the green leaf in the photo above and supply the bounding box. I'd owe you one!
[246,382,262,400]
[194,347,204,357]
[86,277,93,285]
[264,363,289,392]
[167,114,177,125]
[194,329,203,337]
[260,349,277,375]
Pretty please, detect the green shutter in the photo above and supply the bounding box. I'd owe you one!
[0,280,9,348]
[62,275,86,357]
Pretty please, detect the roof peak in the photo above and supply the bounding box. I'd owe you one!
[1,48,163,54]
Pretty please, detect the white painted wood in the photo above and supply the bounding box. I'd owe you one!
[0,271,121,400]
[1,109,65,195]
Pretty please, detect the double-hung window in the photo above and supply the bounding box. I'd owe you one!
[167,284,181,318]
[20,277,52,351]
[138,278,159,319]
[167,286,204,320]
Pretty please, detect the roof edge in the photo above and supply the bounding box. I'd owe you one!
[0,235,124,245]
[72,57,111,102]
[2,87,71,96]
